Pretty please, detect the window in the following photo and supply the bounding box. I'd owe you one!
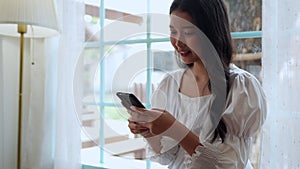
[81,0,263,168]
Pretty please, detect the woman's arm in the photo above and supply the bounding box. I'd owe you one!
[179,130,201,156]
[143,123,201,155]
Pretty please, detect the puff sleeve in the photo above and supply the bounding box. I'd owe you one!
[186,67,267,169]
[223,69,267,138]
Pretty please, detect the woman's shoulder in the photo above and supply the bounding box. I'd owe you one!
[153,69,186,94]
[229,64,261,86]
[159,68,186,84]
[228,64,266,102]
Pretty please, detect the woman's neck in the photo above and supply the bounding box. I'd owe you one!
[189,61,209,83]
[180,61,211,97]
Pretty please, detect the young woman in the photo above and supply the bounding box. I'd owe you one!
[126,0,266,168]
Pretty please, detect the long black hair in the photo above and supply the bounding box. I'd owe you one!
[170,0,233,143]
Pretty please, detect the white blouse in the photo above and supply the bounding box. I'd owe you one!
[147,65,267,169]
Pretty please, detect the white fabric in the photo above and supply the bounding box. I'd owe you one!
[148,65,266,169]
[260,0,300,168]
[52,0,84,168]
[0,0,83,168]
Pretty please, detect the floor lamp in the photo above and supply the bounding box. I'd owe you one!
[0,0,59,168]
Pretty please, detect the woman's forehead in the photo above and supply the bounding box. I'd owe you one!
[170,10,196,28]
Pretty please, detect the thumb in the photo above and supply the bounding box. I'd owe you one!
[151,108,165,112]
[130,106,147,113]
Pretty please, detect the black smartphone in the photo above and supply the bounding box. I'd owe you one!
[116,92,145,109]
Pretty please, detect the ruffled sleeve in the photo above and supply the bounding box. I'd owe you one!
[184,144,218,169]
[146,137,180,165]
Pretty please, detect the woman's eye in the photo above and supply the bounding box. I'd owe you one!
[184,31,194,36]
[170,31,177,35]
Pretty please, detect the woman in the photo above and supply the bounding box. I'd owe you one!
[127,0,266,168]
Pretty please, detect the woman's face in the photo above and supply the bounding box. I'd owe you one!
[170,10,201,65]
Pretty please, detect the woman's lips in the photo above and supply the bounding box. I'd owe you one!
[179,51,191,57]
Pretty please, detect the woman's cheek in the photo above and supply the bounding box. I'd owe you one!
[187,36,203,56]
[170,37,178,49]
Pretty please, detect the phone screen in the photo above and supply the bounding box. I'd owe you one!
[116,92,145,109]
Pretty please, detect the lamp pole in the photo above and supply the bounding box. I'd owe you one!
[17,24,27,169]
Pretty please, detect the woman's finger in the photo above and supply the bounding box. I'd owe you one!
[151,108,165,112]
[136,121,151,129]
[129,128,149,134]
[132,106,163,117]
[130,106,147,112]
[128,120,148,130]
[129,111,150,122]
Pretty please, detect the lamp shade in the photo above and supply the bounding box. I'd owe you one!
[0,0,59,37]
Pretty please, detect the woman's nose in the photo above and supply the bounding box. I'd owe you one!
[175,38,186,49]
[173,33,186,47]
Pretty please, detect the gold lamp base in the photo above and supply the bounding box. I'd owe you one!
[17,24,27,169]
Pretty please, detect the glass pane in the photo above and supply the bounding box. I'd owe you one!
[232,38,262,82]
[85,0,148,42]
[225,0,262,32]
[85,0,100,42]
[103,15,147,42]
[81,105,100,148]
[152,41,178,72]
[150,13,170,38]
[103,43,147,103]
[105,105,129,121]
[103,0,147,42]
[233,38,262,54]
[150,0,173,14]
[81,105,129,146]
[152,41,179,93]
[105,0,146,14]
[81,47,101,103]
[150,0,173,37]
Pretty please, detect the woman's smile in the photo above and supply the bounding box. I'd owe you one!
[178,50,192,57]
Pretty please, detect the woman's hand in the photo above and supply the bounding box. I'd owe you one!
[128,119,151,136]
[128,106,176,137]
[127,106,199,155]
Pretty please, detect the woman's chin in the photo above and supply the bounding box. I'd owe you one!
[181,59,193,65]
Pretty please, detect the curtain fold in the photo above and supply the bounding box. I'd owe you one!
[260,0,300,168]
[0,38,3,169]
[0,0,84,168]
[53,0,84,168]
[51,0,84,168]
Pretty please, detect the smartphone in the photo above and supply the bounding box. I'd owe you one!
[116,92,145,109]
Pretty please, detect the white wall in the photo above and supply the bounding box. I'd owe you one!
[0,35,34,169]
[0,36,20,169]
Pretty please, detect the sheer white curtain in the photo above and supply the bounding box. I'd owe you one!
[0,0,84,168]
[260,0,300,168]
[52,0,84,168]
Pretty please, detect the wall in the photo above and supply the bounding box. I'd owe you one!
[0,36,34,169]
[0,36,20,169]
